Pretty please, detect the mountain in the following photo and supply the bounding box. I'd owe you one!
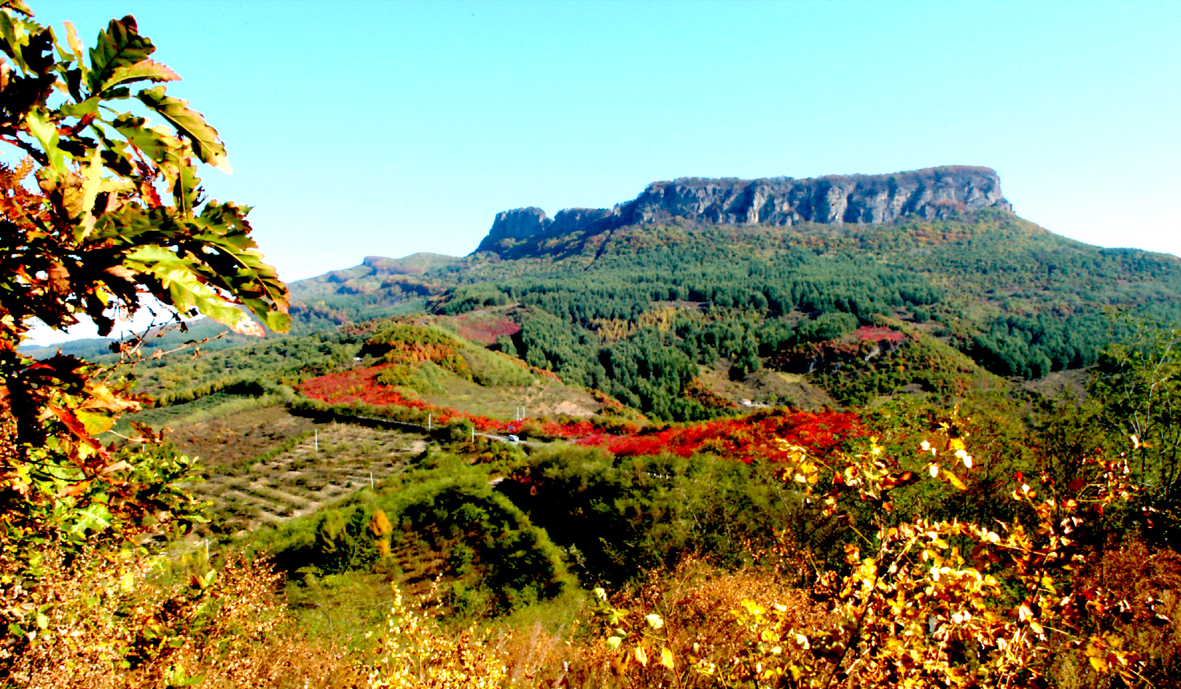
[427,166,1181,419]
[79,167,1181,681]
[32,166,1181,421]
[475,165,1011,256]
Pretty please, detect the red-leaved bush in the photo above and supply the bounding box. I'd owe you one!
[854,326,908,344]
[302,367,862,461]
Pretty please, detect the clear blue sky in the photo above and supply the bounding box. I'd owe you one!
[24,0,1181,337]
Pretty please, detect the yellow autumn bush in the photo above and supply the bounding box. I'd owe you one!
[575,412,1166,688]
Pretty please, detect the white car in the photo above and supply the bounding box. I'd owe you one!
[507,435,520,443]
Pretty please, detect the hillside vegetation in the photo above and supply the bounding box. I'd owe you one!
[64,270,1174,689]
[6,25,1181,683]
[168,208,1177,425]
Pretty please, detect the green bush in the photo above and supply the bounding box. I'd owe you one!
[251,457,574,617]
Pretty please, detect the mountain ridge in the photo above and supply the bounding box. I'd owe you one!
[475,165,1011,255]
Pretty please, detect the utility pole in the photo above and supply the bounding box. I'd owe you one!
[315,429,318,453]
[428,413,432,432]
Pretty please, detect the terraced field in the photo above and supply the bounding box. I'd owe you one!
[170,411,430,533]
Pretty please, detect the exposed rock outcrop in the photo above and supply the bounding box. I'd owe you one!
[488,207,551,239]
[550,207,614,236]
[475,166,1013,255]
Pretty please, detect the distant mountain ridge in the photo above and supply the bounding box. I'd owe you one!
[476,166,1011,255]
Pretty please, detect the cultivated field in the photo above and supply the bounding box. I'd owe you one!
[143,402,432,533]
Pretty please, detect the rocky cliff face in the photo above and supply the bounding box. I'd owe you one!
[475,166,1012,254]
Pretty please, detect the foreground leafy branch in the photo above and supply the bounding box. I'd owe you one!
[0,0,290,677]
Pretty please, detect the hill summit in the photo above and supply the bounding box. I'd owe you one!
[476,165,1011,254]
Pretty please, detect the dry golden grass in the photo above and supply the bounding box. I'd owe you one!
[3,552,361,689]
[1051,539,1181,689]
[477,556,825,689]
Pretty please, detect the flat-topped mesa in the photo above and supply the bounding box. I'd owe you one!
[625,165,1011,226]
[474,166,1012,254]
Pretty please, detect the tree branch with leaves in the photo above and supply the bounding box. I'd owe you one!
[0,0,290,669]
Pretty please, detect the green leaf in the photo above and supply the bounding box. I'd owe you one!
[184,203,291,330]
[123,245,263,336]
[0,10,33,72]
[112,113,184,170]
[171,157,204,214]
[1,1,33,17]
[86,16,154,95]
[262,309,292,333]
[70,504,112,535]
[75,145,103,240]
[75,410,114,435]
[59,96,100,119]
[24,107,67,173]
[137,85,230,172]
[102,58,178,91]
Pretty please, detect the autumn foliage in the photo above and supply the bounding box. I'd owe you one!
[572,410,861,461]
[577,415,1169,688]
[302,359,863,462]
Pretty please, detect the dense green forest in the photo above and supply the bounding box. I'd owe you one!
[428,210,1181,419]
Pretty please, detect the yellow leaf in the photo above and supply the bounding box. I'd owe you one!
[75,410,114,435]
[945,470,968,491]
[740,600,766,616]
[635,646,648,667]
[661,647,675,670]
[1089,655,1109,673]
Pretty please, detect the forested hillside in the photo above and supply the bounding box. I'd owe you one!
[263,205,1181,422]
[70,181,1179,688]
[36,192,1181,423]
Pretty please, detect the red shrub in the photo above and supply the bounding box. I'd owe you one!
[301,365,503,430]
[302,368,863,463]
[574,409,863,463]
[854,326,907,344]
